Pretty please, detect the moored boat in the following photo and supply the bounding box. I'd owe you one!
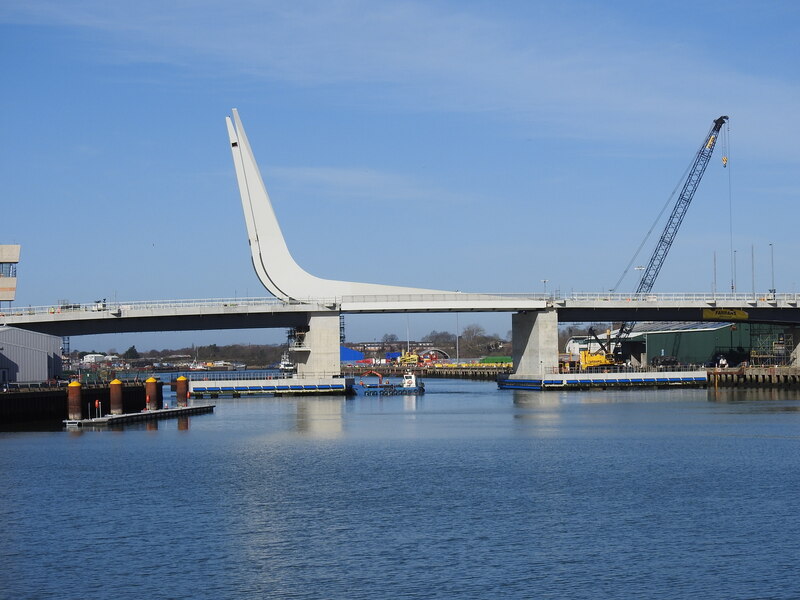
[352,371,425,396]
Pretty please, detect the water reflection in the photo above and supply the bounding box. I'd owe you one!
[512,390,562,407]
[511,391,563,431]
[295,398,344,438]
[708,387,800,403]
[511,389,703,405]
[708,387,800,413]
[403,396,419,412]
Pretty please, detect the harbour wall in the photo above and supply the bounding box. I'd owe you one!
[351,365,800,389]
[344,365,509,381]
[709,367,800,389]
[0,383,147,425]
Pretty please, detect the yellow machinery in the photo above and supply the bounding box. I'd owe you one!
[398,351,420,365]
[580,328,616,370]
[579,350,615,370]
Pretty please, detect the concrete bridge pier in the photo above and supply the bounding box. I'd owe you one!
[509,309,559,378]
[293,312,341,378]
[790,326,800,367]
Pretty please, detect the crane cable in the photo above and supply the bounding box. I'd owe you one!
[611,161,693,294]
[723,120,735,292]
[612,118,731,295]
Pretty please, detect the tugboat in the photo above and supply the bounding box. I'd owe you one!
[278,351,295,375]
[352,371,425,396]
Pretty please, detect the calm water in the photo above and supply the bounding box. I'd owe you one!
[2,380,799,599]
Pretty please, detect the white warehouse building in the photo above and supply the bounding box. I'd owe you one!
[0,326,63,384]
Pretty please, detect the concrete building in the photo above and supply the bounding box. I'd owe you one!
[0,326,63,384]
[0,244,20,303]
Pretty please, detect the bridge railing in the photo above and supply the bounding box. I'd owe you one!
[339,292,800,303]
[0,296,323,319]
[560,292,798,302]
[3,292,799,320]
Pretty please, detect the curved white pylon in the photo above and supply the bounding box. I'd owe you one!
[226,109,450,301]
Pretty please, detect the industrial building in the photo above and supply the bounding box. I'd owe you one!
[0,326,63,385]
[565,321,796,367]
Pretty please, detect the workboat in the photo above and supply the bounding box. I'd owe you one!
[352,371,425,396]
[278,352,295,374]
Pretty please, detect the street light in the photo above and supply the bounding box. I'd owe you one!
[769,243,776,296]
[541,279,549,297]
[632,266,645,298]
[712,251,717,297]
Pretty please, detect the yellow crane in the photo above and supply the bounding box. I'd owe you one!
[580,329,616,370]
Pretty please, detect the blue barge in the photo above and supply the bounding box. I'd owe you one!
[498,370,708,391]
[189,375,353,397]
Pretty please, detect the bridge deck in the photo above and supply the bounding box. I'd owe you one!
[3,293,800,336]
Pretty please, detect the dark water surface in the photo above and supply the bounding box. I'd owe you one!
[2,380,799,599]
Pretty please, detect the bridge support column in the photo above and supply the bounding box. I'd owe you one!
[294,312,341,378]
[789,326,800,367]
[509,309,559,378]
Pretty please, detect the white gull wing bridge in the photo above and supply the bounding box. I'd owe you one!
[226,109,452,303]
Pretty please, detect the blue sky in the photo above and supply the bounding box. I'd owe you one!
[1,1,798,352]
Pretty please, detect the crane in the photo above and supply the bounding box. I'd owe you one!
[585,115,729,367]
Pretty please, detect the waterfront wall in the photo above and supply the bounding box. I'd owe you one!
[352,365,800,389]
[708,367,800,389]
[344,365,511,382]
[0,383,147,425]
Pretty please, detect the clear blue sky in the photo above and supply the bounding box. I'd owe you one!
[2,1,798,352]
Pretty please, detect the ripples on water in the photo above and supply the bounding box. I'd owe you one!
[1,381,799,599]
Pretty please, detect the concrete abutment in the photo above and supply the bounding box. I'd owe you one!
[509,309,559,378]
[293,312,341,378]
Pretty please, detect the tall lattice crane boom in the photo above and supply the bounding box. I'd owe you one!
[616,115,729,345]
[635,115,728,296]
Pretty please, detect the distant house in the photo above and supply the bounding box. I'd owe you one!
[81,353,107,365]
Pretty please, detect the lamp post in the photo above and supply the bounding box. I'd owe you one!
[712,251,717,298]
[769,243,776,297]
[541,279,549,298]
[634,266,645,297]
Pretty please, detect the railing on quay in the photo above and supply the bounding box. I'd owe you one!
[176,370,347,382]
[113,370,281,383]
[346,362,710,376]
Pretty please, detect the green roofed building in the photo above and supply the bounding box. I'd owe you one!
[623,321,796,367]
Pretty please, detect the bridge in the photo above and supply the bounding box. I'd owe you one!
[4,292,799,332]
[4,110,800,379]
[4,291,799,376]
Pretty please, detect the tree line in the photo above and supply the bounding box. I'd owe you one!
[68,321,614,366]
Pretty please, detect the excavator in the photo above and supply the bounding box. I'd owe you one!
[580,115,729,370]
